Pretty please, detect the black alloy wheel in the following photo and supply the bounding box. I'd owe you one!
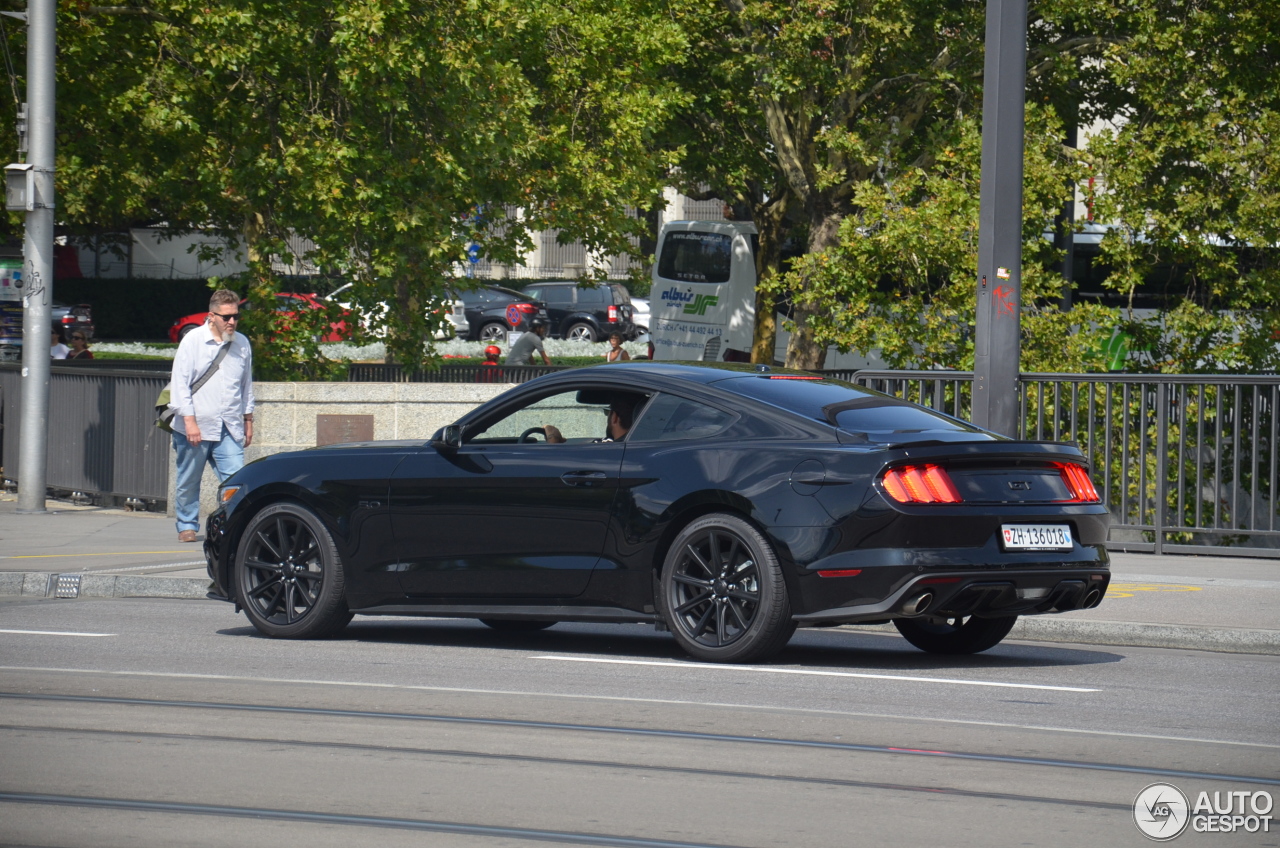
[235,502,352,638]
[893,615,1018,654]
[479,619,557,632]
[660,513,795,663]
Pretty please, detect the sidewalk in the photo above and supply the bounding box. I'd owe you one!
[2,495,1277,655]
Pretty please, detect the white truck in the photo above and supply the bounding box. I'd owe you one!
[649,220,758,362]
[649,219,885,369]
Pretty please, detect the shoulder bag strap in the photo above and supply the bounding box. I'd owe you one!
[188,340,233,397]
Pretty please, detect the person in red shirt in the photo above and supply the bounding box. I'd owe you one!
[67,332,94,360]
[478,344,502,382]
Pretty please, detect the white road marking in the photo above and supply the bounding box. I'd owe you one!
[0,629,115,638]
[532,655,1101,692]
[1,665,1274,750]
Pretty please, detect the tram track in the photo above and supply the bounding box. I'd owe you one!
[0,723,1131,811]
[2,691,1274,787]
[0,791,748,848]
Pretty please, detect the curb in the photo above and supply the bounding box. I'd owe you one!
[1008,617,1280,656]
[0,572,211,601]
[3,572,1278,656]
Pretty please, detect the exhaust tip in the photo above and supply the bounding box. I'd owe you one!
[900,591,934,616]
[1083,589,1102,608]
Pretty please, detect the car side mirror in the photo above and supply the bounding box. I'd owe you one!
[433,424,463,453]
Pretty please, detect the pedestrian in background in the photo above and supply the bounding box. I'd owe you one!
[50,327,68,359]
[478,344,503,383]
[169,289,255,543]
[67,332,93,360]
[605,332,630,362]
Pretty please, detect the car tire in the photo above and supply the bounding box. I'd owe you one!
[566,322,597,343]
[479,619,557,632]
[659,513,795,663]
[178,324,199,340]
[235,502,353,639]
[893,615,1017,654]
[479,323,508,342]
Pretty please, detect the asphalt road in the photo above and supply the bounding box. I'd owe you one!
[1,597,1277,848]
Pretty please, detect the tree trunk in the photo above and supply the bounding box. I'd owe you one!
[784,208,842,370]
[750,206,785,365]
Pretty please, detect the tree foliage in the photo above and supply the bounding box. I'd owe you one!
[677,0,1277,373]
[4,0,690,374]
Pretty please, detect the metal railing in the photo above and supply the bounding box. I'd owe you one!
[849,370,1280,558]
[0,363,170,507]
[346,363,568,383]
[6,359,1277,559]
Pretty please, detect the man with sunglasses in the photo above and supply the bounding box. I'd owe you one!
[169,288,255,542]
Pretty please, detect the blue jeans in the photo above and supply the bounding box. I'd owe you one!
[172,423,244,533]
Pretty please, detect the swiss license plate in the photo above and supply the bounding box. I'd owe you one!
[1001,524,1073,551]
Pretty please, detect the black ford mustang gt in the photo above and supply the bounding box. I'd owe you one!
[205,362,1110,662]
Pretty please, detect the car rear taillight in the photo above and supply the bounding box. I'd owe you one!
[881,464,963,504]
[608,305,618,322]
[513,302,536,314]
[1055,463,1101,503]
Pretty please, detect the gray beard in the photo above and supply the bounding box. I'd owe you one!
[221,331,234,343]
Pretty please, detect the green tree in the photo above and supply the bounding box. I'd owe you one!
[1086,0,1280,373]
[5,0,690,374]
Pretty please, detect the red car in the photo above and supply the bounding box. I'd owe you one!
[168,292,350,344]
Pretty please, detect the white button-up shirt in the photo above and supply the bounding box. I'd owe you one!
[170,322,255,443]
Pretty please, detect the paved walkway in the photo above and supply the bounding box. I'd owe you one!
[2,496,1277,654]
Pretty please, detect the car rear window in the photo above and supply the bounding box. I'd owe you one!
[716,375,990,444]
[657,231,733,283]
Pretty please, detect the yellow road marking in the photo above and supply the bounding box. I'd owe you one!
[1107,582,1203,599]
[0,551,189,559]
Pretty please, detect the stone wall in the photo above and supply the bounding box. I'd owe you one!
[168,381,512,523]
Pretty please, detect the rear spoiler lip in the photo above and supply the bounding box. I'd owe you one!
[873,439,1088,463]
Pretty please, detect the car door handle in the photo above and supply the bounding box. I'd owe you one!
[561,471,608,487]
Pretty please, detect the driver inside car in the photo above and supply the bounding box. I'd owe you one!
[545,395,638,444]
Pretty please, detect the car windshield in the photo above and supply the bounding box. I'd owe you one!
[715,374,994,445]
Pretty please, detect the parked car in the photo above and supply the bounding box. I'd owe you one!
[518,281,635,342]
[52,302,94,340]
[325,283,468,341]
[629,296,649,336]
[168,293,349,343]
[204,362,1111,662]
[449,283,549,343]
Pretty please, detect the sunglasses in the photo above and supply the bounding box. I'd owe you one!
[71,335,86,341]
[211,312,240,321]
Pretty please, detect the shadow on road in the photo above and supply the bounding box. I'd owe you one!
[217,616,1124,670]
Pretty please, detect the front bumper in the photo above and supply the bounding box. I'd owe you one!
[204,508,232,601]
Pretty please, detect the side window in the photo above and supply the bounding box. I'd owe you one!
[542,286,574,305]
[467,390,611,444]
[629,393,735,442]
[610,285,631,305]
[523,287,542,301]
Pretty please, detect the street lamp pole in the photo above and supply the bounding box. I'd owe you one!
[971,0,1027,437]
[15,0,55,513]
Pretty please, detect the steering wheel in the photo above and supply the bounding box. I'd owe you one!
[519,427,547,443]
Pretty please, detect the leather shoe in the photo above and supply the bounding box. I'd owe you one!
[178,530,198,543]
